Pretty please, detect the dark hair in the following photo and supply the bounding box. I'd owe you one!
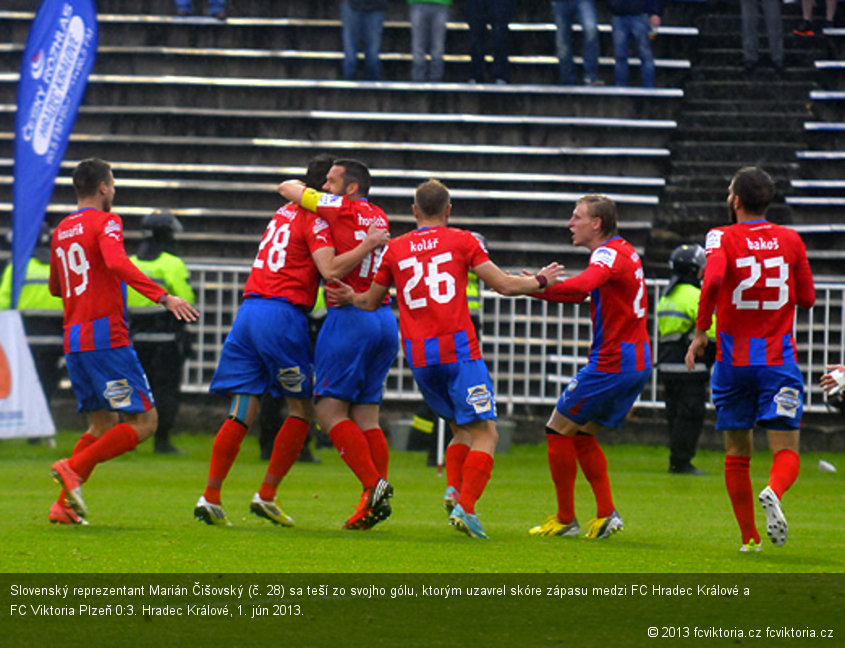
[333,158,371,197]
[577,194,618,237]
[731,166,775,215]
[415,179,450,217]
[72,158,112,198]
[305,154,334,190]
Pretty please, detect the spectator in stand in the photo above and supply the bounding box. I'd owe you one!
[409,0,452,82]
[608,0,662,87]
[173,0,226,20]
[793,0,837,36]
[551,0,601,86]
[464,0,513,84]
[739,0,783,72]
[342,0,388,81]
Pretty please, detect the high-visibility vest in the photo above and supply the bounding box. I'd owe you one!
[0,259,63,311]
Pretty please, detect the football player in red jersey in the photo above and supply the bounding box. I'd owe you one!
[686,166,815,552]
[48,158,197,524]
[328,179,564,538]
[280,160,398,530]
[195,155,388,528]
[528,195,651,541]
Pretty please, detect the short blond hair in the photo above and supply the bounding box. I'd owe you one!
[415,179,450,217]
[577,194,618,237]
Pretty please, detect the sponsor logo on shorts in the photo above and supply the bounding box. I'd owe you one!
[277,366,305,393]
[774,387,800,418]
[103,379,133,409]
[465,384,492,414]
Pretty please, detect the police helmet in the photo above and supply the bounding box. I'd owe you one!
[669,244,705,278]
[141,209,183,237]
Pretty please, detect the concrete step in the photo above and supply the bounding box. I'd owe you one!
[0,11,699,61]
[0,0,586,23]
[0,72,684,118]
[0,103,676,149]
[683,79,816,101]
[0,43,692,87]
[679,111,809,131]
[0,128,672,178]
[670,140,803,162]
[674,126,807,145]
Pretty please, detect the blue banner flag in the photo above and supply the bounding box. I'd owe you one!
[11,0,98,308]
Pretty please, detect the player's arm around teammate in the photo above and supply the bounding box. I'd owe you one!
[328,179,564,539]
[279,159,396,531]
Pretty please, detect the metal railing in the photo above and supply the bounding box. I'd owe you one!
[182,263,845,414]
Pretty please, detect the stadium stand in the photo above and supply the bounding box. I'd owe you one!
[0,0,841,414]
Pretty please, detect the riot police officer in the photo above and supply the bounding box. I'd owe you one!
[657,244,714,474]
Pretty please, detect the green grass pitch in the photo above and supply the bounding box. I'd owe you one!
[2,431,844,648]
[2,431,843,574]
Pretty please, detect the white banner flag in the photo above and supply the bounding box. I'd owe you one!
[0,310,56,439]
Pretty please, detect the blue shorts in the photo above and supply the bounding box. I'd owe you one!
[65,346,155,413]
[556,365,651,428]
[210,298,314,398]
[412,359,497,426]
[314,304,399,403]
[711,361,804,431]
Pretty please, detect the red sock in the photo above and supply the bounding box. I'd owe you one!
[204,418,248,504]
[57,433,98,504]
[573,434,614,518]
[445,443,470,492]
[329,419,380,489]
[546,432,577,524]
[362,427,389,479]
[74,432,99,456]
[69,423,139,482]
[458,451,494,515]
[725,455,760,545]
[259,417,310,502]
[768,449,800,499]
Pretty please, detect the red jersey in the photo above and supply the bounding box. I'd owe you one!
[312,193,389,301]
[541,236,651,373]
[375,226,488,369]
[244,203,333,308]
[49,208,166,353]
[698,220,815,366]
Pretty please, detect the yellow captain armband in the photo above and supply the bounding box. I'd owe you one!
[301,188,322,213]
